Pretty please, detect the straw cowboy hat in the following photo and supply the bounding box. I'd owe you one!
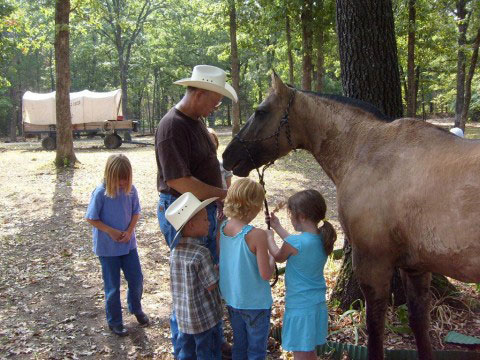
[449,127,464,138]
[165,192,218,249]
[174,65,238,102]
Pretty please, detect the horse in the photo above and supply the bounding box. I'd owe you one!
[222,72,480,360]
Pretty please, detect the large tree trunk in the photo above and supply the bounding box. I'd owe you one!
[461,26,480,125]
[301,0,313,91]
[454,0,468,130]
[336,0,403,118]
[406,0,416,117]
[229,0,241,136]
[54,0,76,167]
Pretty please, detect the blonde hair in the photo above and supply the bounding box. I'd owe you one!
[288,189,337,255]
[223,178,264,220]
[207,127,219,150]
[104,154,132,198]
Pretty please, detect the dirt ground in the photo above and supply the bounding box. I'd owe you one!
[0,131,479,359]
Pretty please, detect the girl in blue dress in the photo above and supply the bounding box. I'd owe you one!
[219,178,275,359]
[267,189,337,360]
[86,154,149,336]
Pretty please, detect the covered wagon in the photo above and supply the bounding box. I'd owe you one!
[22,89,138,149]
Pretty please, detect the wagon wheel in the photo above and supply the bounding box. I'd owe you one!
[104,134,122,149]
[41,136,56,150]
[114,134,123,148]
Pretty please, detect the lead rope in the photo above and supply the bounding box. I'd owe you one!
[237,142,279,287]
[257,164,279,288]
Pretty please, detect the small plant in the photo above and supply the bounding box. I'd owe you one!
[386,304,412,335]
[336,299,366,345]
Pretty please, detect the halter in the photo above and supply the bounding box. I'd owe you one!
[233,89,296,287]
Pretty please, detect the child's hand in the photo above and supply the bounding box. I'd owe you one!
[268,212,281,229]
[108,228,124,242]
[118,230,132,243]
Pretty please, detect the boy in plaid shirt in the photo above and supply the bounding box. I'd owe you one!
[166,192,222,360]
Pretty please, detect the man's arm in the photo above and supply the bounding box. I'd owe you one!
[167,176,227,200]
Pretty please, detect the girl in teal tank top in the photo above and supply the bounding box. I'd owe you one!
[219,178,275,359]
[266,190,337,359]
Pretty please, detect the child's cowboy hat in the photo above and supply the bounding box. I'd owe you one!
[165,192,218,249]
[174,65,238,102]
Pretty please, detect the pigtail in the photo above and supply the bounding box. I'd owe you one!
[319,220,336,256]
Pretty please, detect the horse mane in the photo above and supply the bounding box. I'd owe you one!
[298,89,393,122]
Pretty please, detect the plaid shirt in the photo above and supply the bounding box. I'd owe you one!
[170,237,222,334]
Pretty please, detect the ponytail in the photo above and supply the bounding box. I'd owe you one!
[319,220,336,256]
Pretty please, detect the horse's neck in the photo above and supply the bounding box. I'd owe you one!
[297,96,380,185]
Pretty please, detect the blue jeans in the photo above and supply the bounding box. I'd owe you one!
[158,193,220,355]
[98,248,144,326]
[227,306,271,360]
[176,322,222,360]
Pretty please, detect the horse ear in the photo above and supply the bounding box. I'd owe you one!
[271,70,287,95]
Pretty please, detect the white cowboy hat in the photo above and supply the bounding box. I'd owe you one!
[165,192,218,249]
[449,127,464,138]
[174,65,238,102]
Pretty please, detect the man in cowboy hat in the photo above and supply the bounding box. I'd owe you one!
[155,64,237,357]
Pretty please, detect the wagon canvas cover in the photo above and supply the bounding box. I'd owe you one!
[22,89,122,125]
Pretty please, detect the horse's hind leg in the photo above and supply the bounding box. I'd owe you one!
[353,251,393,360]
[400,270,433,360]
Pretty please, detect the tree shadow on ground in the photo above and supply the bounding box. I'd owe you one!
[0,167,163,358]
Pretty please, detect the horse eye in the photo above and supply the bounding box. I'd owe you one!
[255,109,267,117]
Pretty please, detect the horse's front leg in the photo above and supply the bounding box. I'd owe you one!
[353,250,393,360]
[400,270,433,360]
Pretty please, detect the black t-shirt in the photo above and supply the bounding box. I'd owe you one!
[155,107,222,196]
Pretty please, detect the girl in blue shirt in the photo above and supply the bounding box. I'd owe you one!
[267,189,337,360]
[218,178,275,359]
[85,154,149,336]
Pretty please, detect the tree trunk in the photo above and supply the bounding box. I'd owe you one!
[54,0,76,167]
[120,61,128,119]
[314,0,325,93]
[229,0,241,136]
[301,0,313,91]
[49,48,55,91]
[461,26,480,125]
[9,87,17,142]
[454,0,468,130]
[406,0,416,118]
[336,0,403,118]
[285,4,294,85]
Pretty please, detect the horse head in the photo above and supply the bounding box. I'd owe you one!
[223,72,300,176]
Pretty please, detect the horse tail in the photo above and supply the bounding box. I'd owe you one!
[319,220,337,256]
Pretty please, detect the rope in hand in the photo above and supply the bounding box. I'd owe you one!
[254,164,279,288]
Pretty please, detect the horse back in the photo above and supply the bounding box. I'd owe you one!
[337,119,480,283]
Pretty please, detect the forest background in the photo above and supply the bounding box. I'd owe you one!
[1,0,480,138]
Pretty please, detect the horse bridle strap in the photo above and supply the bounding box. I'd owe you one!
[233,89,296,287]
